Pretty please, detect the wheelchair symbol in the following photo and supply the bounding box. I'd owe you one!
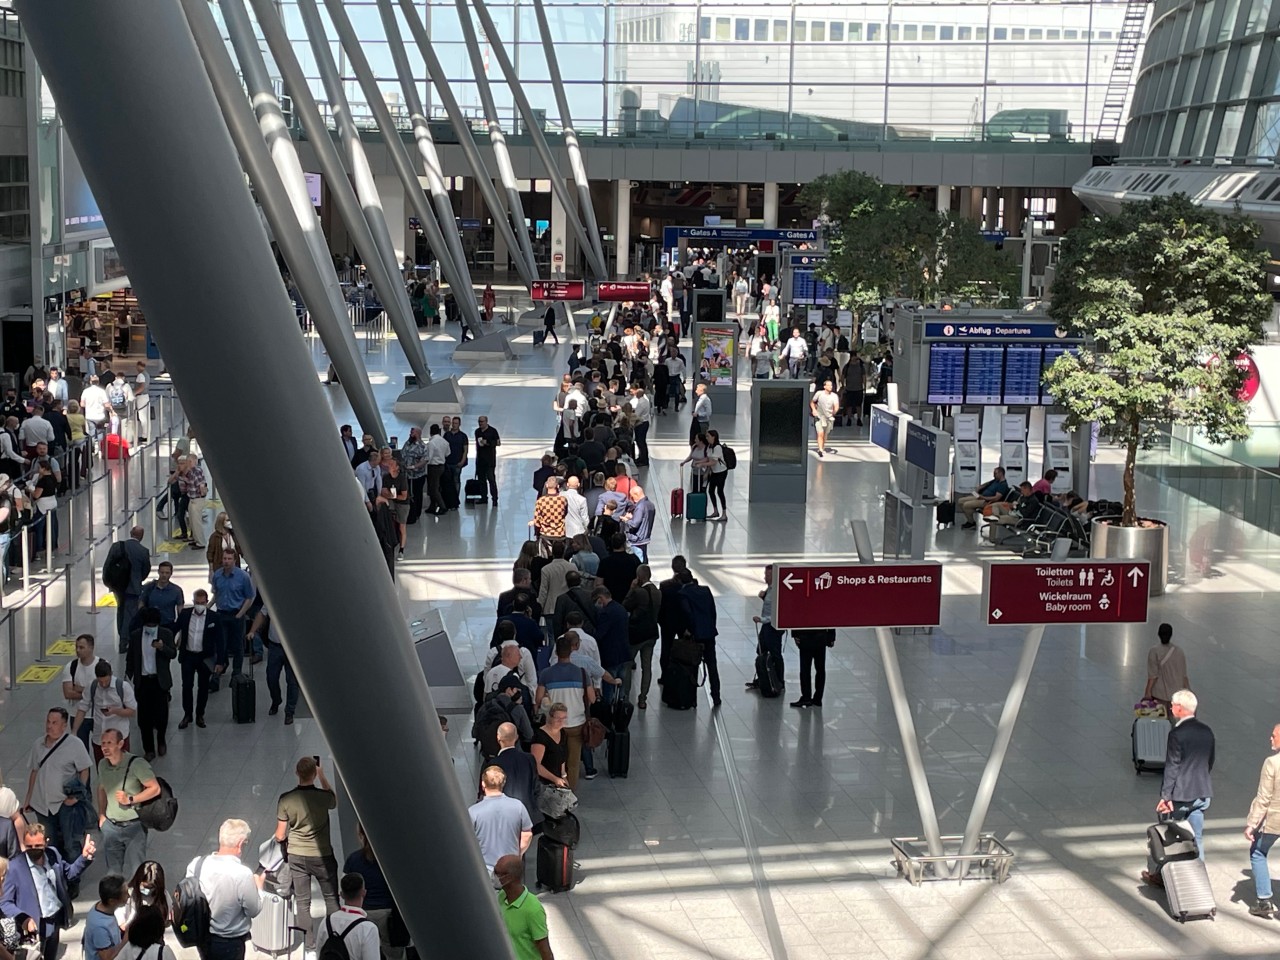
[1100,570,1115,587]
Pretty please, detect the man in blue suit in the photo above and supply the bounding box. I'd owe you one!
[678,570,721,707]
[1,822,95,960]
[1143,688,1215,887]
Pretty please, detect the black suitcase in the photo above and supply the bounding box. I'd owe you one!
[611,699,635,732]
[936,500,956,527]
[536,836,573,892]
[661,664,697,710]
[755,651,784,698]
[464,478,486,505]
[231,670,255,724]
[533,329,547,345]
[542,812,580,848]
[606,729,630,778]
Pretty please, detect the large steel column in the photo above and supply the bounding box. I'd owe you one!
[529,0,607,274]
[254,0,431,383]
[222,0,431,385]
[182,0,387,445]
[311,0,484,338]
[374,0,534,287]
[14,3,516,958]
[449,1,541,280]
[387,0,538,287]
[468,0,609,280]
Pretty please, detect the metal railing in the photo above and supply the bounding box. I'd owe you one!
[3,390,191,689]
[1137,432,1280,537]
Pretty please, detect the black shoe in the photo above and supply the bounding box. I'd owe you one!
[790,698,812,708]
[196,716,206,728]
[712,697,722,707]
[285,715,294,725]
[817,450,824,458]
[810,699,822,707]
[269,703,280,716]
[178,716,191,730]
[962,522,977,530]
[144,750,156,761]
[1250,898,1276,917]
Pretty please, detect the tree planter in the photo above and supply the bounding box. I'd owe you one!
[1090,518,1169,597]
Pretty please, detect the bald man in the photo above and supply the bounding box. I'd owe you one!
[562,476,590,538]
[619,486,655,563]
[481,722,541,832]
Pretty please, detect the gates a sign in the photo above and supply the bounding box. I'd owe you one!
[772,563,943,630]
[530,280,585,301]
[983,560,1150,626]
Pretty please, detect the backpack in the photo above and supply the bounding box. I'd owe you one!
[171,857,211,947]
[318,916,372,960]
[124,756,179,832]
[720,445,737,470]
[106,381,129,408]
[89,676,126,713]
[837,335,850,353]
[102,541,131,593]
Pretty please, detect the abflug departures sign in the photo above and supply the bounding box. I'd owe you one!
[772,563,943,630]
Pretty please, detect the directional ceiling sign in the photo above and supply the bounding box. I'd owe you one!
[983,560,1151,626]
[772,563,943,630]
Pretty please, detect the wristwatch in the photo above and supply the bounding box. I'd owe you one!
[127,795,135,806]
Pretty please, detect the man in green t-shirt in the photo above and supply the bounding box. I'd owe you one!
[95,728,160,880]
[495,855,553,960]
[275,756,338,950]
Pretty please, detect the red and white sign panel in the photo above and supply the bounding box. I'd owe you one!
[772,563,943,630]
[597,281,652,302]
[530,280,585,301]
[983,560,1150,626]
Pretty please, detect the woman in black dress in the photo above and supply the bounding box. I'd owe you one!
[531,703,570,789]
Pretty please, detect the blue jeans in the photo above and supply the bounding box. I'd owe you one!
[197,935,248,960]
[1252,831,1279,899]
[605,662,632,703]
[629,543,649,563]
[266,642,300,718]
[581,744,596,775]
[1149,798,1212,875]
[101,816,148,879]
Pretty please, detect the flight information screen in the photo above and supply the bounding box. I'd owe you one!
[1003,344,1044,404]
[926,344,966,404]
[791,269,839,305]
[1041,345,1076,404]
[964,346,1005,404]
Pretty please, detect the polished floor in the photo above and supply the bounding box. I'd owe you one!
[2,298,1280,960]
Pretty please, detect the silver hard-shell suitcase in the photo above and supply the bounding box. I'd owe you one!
[251,890,300,955]
[1132,716,1167,773]
[1162,857,1217,922]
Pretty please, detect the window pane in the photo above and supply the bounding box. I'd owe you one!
[829,22,843,41]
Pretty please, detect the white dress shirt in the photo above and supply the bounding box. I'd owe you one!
[316,907,380,960]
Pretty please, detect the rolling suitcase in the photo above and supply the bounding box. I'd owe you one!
[1162,857,1217,922]
[936,500,956,527]
[754,650,784,698]
[533,329,547,345]
[536,836,574,892]
[250,890,298,955]
[661,663,697,710]
[1133,716,1168,773]
[670,485,684,519]
[686,491,708,522]
[464,478,486,505]
[231,662,256,724]
[606,729,631,778]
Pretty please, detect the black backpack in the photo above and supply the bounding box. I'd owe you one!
[171,857,211,947]
[720,445,737,470]
[837,335,850,353]
[102,541,131,593]
[124,756,179,832]
[319,915,372,960]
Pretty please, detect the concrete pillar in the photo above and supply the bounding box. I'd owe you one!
[1002,188,1026,236]
[737,183,749,225]
[615,177,631,279]
[961,186,983,223]
[491,218,509,273]
[375,175,408,263]
[985,188,1002,230]
[763,182,779,229]
[936,185,951,214]
[551,182,567,278]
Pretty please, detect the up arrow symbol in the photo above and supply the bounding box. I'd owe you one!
[1127,567,1145,588]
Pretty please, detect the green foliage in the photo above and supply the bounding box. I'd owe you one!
[1044,193,1270,525]
[801,172,1018,311]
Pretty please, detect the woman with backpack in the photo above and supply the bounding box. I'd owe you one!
[698,430,730,522]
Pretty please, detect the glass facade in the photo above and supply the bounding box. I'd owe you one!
[235,0,1134,142]
[1124,0,1280,160]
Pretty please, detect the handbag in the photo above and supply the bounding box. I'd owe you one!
[535,782,579,819]
[583,717,607,750]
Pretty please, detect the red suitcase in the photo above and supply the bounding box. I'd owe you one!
[101,434,131,460]
[670,485,684,519]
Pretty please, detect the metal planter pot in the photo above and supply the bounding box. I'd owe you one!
[1090,518,1169,597]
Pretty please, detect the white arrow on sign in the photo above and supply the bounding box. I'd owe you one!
[782,574,803,590]
[1127,567,1145,587]
[992,608,1003,620]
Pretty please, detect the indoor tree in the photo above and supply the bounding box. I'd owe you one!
[1043,193,1270,527]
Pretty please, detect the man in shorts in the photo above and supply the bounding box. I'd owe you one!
[810,380,840,459]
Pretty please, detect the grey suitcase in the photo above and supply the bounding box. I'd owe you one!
[1162,857,1217,922]
[250,890,299,955]
[1132,716,1167,773]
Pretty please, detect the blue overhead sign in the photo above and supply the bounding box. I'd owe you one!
[924,321,1075,341]
[663,226,819,247]
[786,253,827,267]
[904,422,947,475]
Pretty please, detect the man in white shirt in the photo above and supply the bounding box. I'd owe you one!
[484,641,537,696]
[424,425,449,516]
[733,275,750,322]
[780,328,808,380]
[132,362,150,444]
[61,634,106,723]
[71,661,137,761]
[690,383,712,444]
[354,450,382,505]
[628,385,652,466]
[188,819,264,960]
[18,406,55,454]
[22,707,92,855]
[46,368,69,403]
[315,874,380,960]
[80,376,110,439]
[561,477,590,539]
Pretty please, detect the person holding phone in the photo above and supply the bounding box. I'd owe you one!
[275,756,338,953]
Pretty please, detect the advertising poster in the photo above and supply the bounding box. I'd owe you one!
[698,325,737,386]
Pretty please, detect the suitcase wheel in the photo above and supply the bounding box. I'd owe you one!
[1135,761,1143,774]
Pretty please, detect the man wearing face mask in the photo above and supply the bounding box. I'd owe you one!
[174,590,214,731]
[0,822,96,960]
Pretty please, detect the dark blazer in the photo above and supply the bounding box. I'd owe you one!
[1,847,91,928]
[1161,716,1215,802]
[0,817,19,860]
[490,747,541,826]
[122,538,151,596]
[125,626,177,691]
[172,607,216,659]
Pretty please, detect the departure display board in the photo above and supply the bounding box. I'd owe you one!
[965,346,1005,404]
[1003,345,1044,405]
[1041,345,1076,403]
[926,344,966,404]
[791,270,839,306]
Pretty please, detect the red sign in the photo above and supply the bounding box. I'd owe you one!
[772,563,942,630]
[983,561,1150,626]
[1207,352,1261,402]
[530,280,585,301]
[597,282,652,302]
